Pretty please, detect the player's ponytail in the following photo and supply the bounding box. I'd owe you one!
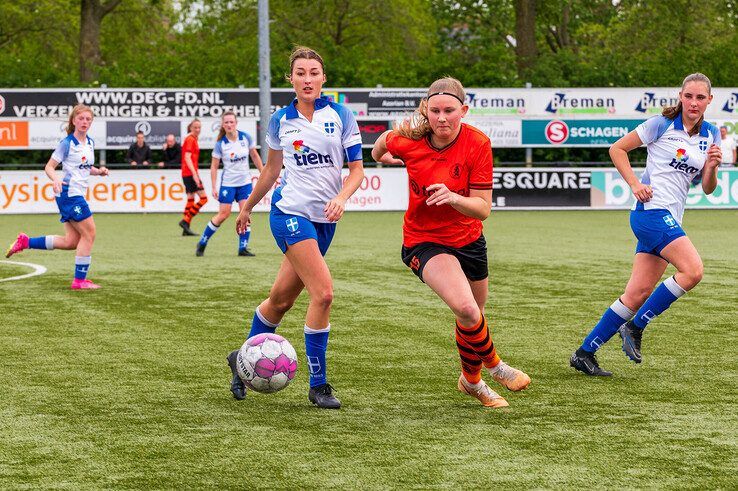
[662,73,712,136]
[395,77,466,141]
[66,104,94,135]
[216,111,237,141]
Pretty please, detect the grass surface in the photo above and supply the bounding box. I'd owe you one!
[0,210,736,489]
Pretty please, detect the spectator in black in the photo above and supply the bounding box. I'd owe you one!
[158,133,181,169]
[127,131,152,167]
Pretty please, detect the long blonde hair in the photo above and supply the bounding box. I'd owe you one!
[395,77,466,140]
[662,72,712,136]
[66,104,94,135]
[216,111,237,141]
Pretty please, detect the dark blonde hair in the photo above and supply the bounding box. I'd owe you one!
[663,73,712,136]
[66,104,94,135]
[395,77,466,140]
[286,46,325,79]
[216,111,237,141]
[187,118,200,134]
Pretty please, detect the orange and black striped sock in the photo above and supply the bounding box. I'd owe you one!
[455,315,500,370]
[455,330,483,383]
[190,195,208,219]
[183,198,195,223]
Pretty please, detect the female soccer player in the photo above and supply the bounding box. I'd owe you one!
[226,47,364,408]
[5,104,109,290]
[178,119,207,236]
[570,73,722,376]
[195,111,264,257]
[371,77,530,408]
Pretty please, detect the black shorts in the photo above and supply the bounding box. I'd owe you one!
[182,175,204,194]
[401,235,488,282]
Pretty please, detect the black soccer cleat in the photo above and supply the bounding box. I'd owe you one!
[308,383,341,409]
[179,219,197,236]
[570,348,613,377]
[619,320,643,364]
[196,243,206,257]
[226,350,246,400]
[238,248,255,257]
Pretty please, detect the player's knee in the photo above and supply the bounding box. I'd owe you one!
[682,262,703,289]
[311,288,334,311]
[270,297,295,315]
[455,301,481,326]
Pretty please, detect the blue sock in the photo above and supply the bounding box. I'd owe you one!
[305,324,330,388]
[581,299,634,353]
[74,256,91,280]
[199,221,219,246]
[29,236,54,250]
[633,276,686,329]
[239,227,251,251]
[247,306,279,338]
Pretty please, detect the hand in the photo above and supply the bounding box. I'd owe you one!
[194,174,202,186]
[99,166,109,177]
[212,188,219,200]
[630,182,653,202]
[235,207,252,234]
[52,179,62,194]
[324,196,347,222]
[706,144,722,168]
[425,183,459,206]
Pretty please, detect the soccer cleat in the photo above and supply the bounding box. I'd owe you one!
[227,350,246,400]
[238,248,255,257]
[570,348,612,376]
[489,361,531,391]
[308,383,341,409]
[195,243,206,257]
[179,220,197,236]
[457,375,509,408]
[71,279,101,290]
[5,233,29,258]
[619,320,643,364]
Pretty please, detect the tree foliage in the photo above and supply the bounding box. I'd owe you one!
[1,0,738,88]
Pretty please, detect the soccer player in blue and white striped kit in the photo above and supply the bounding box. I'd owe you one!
[571,73,723,376]
[226,47,365,408]
[6,104,109,289]
[195,111,264,257]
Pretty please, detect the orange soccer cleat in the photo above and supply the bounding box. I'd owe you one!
[489,361,531,392]
[457,375,509,408]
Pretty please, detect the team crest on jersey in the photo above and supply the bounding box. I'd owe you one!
[698,140,708,153]
[286,217,299,233]
[324,122,336,134]
[449,163,462,179]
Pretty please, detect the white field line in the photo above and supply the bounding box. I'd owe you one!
[0,260,48,283]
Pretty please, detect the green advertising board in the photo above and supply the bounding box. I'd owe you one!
[590,169,738,208]
[522,119,644,146]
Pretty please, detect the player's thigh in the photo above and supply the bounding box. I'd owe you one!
[269,257,306,305]
[468,278,488,313]
[62,221,81,243]
[69,216,96,239]
[659,235,703,276]
[423,254,477,315]
[284,239,332,298]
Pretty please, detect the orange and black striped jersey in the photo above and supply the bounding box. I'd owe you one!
[386,123,493,249]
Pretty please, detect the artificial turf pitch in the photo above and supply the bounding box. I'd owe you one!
[1,210,736,488]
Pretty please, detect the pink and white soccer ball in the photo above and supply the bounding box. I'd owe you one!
[236,333,298,393]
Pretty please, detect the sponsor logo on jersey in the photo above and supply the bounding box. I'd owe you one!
[668,148,698,174]
[292,140,333,166]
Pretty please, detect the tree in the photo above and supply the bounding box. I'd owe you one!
[79,0,122,83]
[513,0,537,81]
